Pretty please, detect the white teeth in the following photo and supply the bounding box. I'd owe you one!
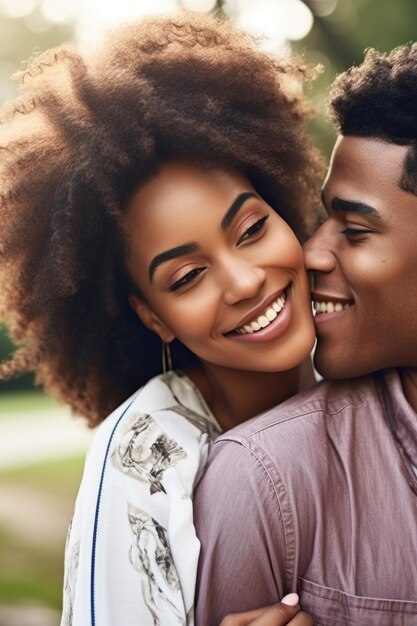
[313,300,351,314]
[265,308,277,322]
[235,292,287,335]
[258,315,269,328]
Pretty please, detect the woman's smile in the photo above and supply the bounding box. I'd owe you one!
[225,285,290,340]
[126,160,315,374]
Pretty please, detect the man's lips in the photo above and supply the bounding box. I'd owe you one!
[224,285,289,336]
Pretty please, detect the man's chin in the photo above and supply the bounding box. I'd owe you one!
[314,348,380,380]
[313,349,356,381]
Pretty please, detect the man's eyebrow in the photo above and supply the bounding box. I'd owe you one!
[149,243,199,281]
[331,197,381,219]
[220,192,259,231]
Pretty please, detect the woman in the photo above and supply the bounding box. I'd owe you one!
[0,11,323,625]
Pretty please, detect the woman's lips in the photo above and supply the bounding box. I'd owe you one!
[234,291,287,334]
[225,286,290,335]
[225,287,293,344]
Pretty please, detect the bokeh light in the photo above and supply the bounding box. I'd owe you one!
[0,0,37,19]
[24,7,51,32]
[229,0,313,52]
[40,0,78,24]
[181,0,217,11]
[76,0,179,48]
[281,0,314,40]
[309,0,338,17]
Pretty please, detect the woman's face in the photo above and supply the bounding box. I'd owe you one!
[125,161,315,374]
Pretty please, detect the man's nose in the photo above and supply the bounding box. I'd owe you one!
[221,257,266,306]
[303,224,336,274]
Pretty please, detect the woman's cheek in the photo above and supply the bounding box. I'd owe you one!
[163,294,217,340]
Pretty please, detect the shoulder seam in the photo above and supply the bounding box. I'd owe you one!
[218,392,378,443]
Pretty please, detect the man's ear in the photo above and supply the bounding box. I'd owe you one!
[129,294,175,343]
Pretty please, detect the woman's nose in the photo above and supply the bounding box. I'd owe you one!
[221,258,266,306]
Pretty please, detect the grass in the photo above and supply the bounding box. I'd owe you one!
[0,527,64,608]
[0,455,85,496]
[0,454,85,611]
[0,389,59,415]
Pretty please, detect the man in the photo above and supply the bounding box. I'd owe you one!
[194,44,417,626]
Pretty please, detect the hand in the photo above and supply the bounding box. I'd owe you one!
[219,593,313,626]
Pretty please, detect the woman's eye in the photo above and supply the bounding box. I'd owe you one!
[237,215,269,245]
[169,267,205,292]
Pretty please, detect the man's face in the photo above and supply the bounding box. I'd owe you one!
[304,135,417,379]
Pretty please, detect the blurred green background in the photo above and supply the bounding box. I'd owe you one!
[0,0,416,623]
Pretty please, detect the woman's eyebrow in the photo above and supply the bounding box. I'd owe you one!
[220,191,259,231]
[149,243,199,281]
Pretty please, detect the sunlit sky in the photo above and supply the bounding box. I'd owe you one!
[0,0,322,53]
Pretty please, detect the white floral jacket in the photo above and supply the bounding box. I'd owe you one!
[61,371,221,626]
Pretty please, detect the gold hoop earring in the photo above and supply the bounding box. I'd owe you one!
[162,341,173,381]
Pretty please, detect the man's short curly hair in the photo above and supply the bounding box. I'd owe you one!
[0,11,324,426]
[328,43,417,194]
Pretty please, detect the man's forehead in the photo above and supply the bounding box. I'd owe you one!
[324,136,410,194]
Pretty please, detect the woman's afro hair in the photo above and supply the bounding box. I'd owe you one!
[0,11,324,425]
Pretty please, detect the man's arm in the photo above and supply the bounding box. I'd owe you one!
[194,439,289,626]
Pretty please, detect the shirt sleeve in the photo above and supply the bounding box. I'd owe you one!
[194,438,289,626]
[61,403,209,626]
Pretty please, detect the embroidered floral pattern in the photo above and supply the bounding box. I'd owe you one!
[111,413,187,494]
[128,503,185,626]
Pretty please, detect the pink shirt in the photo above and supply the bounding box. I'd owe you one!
[195,369,417,625]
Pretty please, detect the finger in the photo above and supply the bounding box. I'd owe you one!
[219,608,269,626]
[281,593,299,607]
[287,611,314,626]
[219,599,300,626]
[247,603,300,626]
